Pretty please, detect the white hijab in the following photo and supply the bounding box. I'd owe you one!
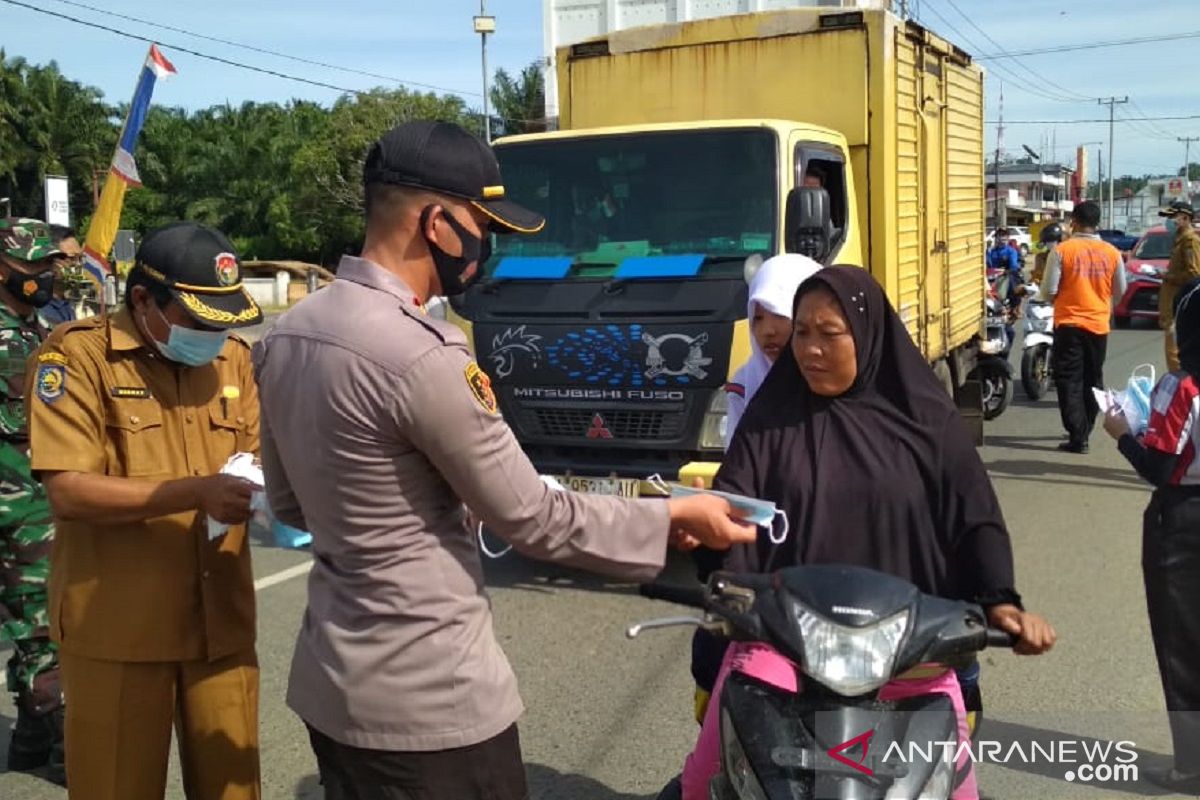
[725,254,824,448]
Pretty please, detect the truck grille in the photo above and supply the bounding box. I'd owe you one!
[520,407,685,441]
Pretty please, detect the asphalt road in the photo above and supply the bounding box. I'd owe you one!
[0,320,1186,799]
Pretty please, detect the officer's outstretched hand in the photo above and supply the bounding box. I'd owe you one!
[196,475,257,525]
[666,493,756,551]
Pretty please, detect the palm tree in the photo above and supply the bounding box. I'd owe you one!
[490,62,546,135]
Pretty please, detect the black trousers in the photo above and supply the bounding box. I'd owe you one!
[1053,325,1108,445]
[307,723,529,800]
[1144,490,1200,772]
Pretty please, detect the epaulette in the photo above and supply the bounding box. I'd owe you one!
[42,315,104,346]
[227,331,253,350]
[397,301,449,344]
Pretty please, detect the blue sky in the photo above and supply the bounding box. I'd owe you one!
[1,0,1195,178]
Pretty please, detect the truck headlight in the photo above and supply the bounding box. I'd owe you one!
[699,390,728,450]
[794,602,909,696]
[721,707,769,800]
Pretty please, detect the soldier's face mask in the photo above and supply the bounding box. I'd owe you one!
[143,302,228,367]
[420,205,491,297]
[2,259,55,308]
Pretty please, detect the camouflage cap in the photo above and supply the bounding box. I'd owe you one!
[0,217,63,262]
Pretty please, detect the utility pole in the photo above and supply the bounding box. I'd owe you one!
[1098,96,1128,228]
[1179,136,1200,196]
[474,1,496,142]
[993,83,1005,228]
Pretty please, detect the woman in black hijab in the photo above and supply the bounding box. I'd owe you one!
[1103,277,1200,794]
[678,267,1055,799]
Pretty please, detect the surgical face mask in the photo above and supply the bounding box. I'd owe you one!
[3,265,55,308]
[1165,218,1180,235]
[145,303,228,366]
[420,205,491,297]
[649,475,790,545]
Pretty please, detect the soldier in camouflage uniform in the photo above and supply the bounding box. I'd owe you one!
[0,217,64,783]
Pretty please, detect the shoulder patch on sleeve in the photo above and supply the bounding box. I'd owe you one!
[725,382,746,398]
[35,363,66,404]
[37,351,68,366]
[464,361,498,414]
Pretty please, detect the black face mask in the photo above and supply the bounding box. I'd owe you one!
[420,206,491,297]
[4,268,56,308]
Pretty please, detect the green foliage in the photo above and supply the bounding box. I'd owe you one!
[491,61,546,135]
[0,53,487,264]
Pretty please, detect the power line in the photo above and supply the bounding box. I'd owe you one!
[920,0,1085,104]
[0,0,543,126]
[41,0,482,98]
[1127,99,1177,141]
[936,0,1091,104]
[978,30,1200,59]
[988,114,1200,125]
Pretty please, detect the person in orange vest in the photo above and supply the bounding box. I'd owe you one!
[1039,200,1127,453]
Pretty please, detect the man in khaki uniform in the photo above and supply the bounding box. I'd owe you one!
[28,222,265,799]
[1159,200,1200,371]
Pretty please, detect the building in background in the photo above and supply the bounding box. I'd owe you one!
[986,162,1076,227]
[1111,177,1200,234]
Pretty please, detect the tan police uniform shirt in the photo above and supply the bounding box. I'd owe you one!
[28,310,259,662]
[254,256,671,752]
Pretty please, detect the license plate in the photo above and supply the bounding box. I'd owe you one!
[559,476,640,497]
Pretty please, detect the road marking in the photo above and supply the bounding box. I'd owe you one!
[254,560,312,592]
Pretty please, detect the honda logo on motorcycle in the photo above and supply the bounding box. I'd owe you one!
[586,413,613,439]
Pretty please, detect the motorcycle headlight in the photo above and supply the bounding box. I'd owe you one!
[721,707,769,800]
[699,390,729,450]
[795,603,909,695]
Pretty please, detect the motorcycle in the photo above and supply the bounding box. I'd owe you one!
[973,269,1014,420]
[633,565,1017,800]
[1018,282,1054,401]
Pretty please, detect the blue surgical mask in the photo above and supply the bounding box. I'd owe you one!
[651,476,790,545]
[1165,218,1179,235]
[147,304,228,366]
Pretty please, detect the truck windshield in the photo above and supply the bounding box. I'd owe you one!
[488,129,777,279]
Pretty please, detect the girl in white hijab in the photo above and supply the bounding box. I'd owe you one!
[724,254,823,448]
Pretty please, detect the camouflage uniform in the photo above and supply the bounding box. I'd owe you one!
[0,218,63,780]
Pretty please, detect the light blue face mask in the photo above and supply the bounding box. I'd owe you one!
[148,304,228,366]
[1165,218,1179,235]
[649,475,790,545]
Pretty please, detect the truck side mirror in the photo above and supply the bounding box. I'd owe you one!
[785,186,835,264]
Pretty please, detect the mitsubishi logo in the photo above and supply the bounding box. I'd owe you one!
[586,413,613,439]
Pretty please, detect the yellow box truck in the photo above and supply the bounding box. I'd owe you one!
[446,6,988,495]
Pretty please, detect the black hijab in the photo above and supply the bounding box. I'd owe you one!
[709,266,1019,606]
[1173,277,1200,377]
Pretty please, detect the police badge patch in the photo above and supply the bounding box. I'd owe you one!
[464,362,497,414]
[214,252,239,287]
[36,364,66,403]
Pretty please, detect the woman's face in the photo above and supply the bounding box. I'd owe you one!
[792,287,858,396]
[750,302,792,363]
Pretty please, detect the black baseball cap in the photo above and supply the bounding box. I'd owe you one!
[363,121,545,235]
[133,222,263,329]
[1159,199,1196,219]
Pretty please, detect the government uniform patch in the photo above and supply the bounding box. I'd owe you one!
[464,362,497,414]
[35,364,65,403]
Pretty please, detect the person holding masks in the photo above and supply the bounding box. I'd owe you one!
[253,120,755,800]
[1158,200,1200,372]
[0,218,65,783]
[1040,200,1126,453]
[28,222,265,799]
[678,266,1057,800]
[1103,277,1200,794]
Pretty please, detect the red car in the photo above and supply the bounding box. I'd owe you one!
[1114,226,1174,328]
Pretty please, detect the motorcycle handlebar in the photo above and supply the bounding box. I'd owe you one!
[638,582,707,609]
[986,628,1020,648]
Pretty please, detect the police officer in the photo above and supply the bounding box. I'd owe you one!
[254,121,755,799]
[0,217,64,783]
[28,222,264,799]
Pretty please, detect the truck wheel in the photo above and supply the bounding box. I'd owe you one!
[1021,344,1051,401]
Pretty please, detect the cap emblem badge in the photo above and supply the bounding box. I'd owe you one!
[214,252,239,287]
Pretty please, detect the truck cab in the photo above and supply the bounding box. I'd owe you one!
[450,121,860,491]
